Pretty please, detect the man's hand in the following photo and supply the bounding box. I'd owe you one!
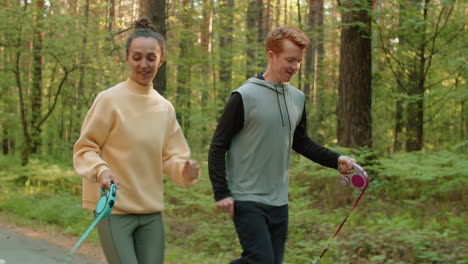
[99,170,120,190]
[216,197,235,219]
[184,160,201,180]
[337,155,356,172]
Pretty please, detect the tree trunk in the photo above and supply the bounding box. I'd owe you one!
[176,0,192,132]
[263,0,271,40]
[337,0,372,148]
[31,0,45,153]
[405,0,427,151]
[200,0,212,53]
[200,0,213,103]
[393,1,405,152]
[304,0,325,142]
[108,0,115,32]
[256,0,266,71]
[245,0,263,79]
[275,0,280,27]
[2,126,9,155]
[219,0,234,102]
[284,0,288,24]
[15,3,31,165]
[1,18,11,155]
[394,78,404,152]
[304,0,324,103]
[76,0,90,140]
[147,0,167,95]
[463,97,467,143]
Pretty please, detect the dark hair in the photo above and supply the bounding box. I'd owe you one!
[125,17,166,58]
[266,25,310,53]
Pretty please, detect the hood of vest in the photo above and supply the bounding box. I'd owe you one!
[244,77,289,94]
[244,77,292,129]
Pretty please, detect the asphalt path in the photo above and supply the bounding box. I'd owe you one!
[0,227,105,264]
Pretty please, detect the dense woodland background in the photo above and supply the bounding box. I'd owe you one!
[0,0,466,263]
[0,0,465,163]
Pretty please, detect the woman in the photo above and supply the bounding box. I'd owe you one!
[73,17,200,264]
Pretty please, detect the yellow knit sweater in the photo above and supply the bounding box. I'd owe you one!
[73,78,198,214]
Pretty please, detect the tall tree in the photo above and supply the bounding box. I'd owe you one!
[337,0,373,148]
[245,0,264,78]
[304,0,324,103]
[12,2,77,164]
[257,0,267,70]
[284,0,288,24]
[263,0,271,39]
[378,0,459,151]
[218,0,234,103]
[404,0,427,151]
[31,0,45,153]
[176,0,193,132]
[463,83,467,144]
[13,2,33,164]
[147,0,167,95]
[200,0,214,104]
[392,0,405,152]
[108,0,115,32]
[275,0,281,27]
[304,0,325,141]
[76,0,90,140]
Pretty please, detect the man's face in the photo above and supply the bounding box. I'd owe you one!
[268,39,304,83]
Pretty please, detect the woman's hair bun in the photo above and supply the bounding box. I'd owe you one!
[134,17,157,32]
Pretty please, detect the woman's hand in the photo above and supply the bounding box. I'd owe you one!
[184,160,200,180]
[99,170,120,190]
[337,155,356,173]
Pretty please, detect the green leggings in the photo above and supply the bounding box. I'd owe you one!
[96,212,165,264]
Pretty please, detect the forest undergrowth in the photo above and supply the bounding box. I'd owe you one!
[0,146,466,264]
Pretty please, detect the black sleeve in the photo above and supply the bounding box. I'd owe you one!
[208,92,244,201]
[292,105,341,169]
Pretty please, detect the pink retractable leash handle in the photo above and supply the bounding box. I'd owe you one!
[340,163,369,190]
[311,163,369,264]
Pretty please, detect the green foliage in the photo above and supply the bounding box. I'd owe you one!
[0,0,466,262]
[1,0,466,162]
[0,157,99,242]
[1,149,467,263]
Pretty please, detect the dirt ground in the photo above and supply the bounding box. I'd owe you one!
[0,215,106,263]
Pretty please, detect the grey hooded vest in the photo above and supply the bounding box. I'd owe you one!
[226,77,305,206]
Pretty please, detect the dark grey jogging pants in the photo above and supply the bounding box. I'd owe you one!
[230,201,289,264]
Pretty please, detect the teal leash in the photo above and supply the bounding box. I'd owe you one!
[61,183,117,264]
[62,212,106,263]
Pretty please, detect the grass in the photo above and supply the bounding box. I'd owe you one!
[0,148,466,264]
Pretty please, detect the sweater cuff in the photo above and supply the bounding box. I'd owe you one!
[96,166,110,183]
[182,164,201,187]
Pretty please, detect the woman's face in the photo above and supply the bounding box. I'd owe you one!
[127,37,164,86]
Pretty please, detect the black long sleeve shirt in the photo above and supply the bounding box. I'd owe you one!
[208,84,341,202]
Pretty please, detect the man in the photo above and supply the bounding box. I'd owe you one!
[208,25,355,264]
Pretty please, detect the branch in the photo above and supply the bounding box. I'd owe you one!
[424,65,464,90]
[376,22,408,93]
[0,41,16,48]
[110,26,133,37]
[36,55,77,129]
[15,13,29,140]
[424,70,464,124]
[424,4,454,77]
[46,62,59,109]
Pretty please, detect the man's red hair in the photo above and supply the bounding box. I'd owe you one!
[266,26,310,53]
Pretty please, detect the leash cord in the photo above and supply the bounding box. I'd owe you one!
[311,184,368,264]
[61,212,106,264]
